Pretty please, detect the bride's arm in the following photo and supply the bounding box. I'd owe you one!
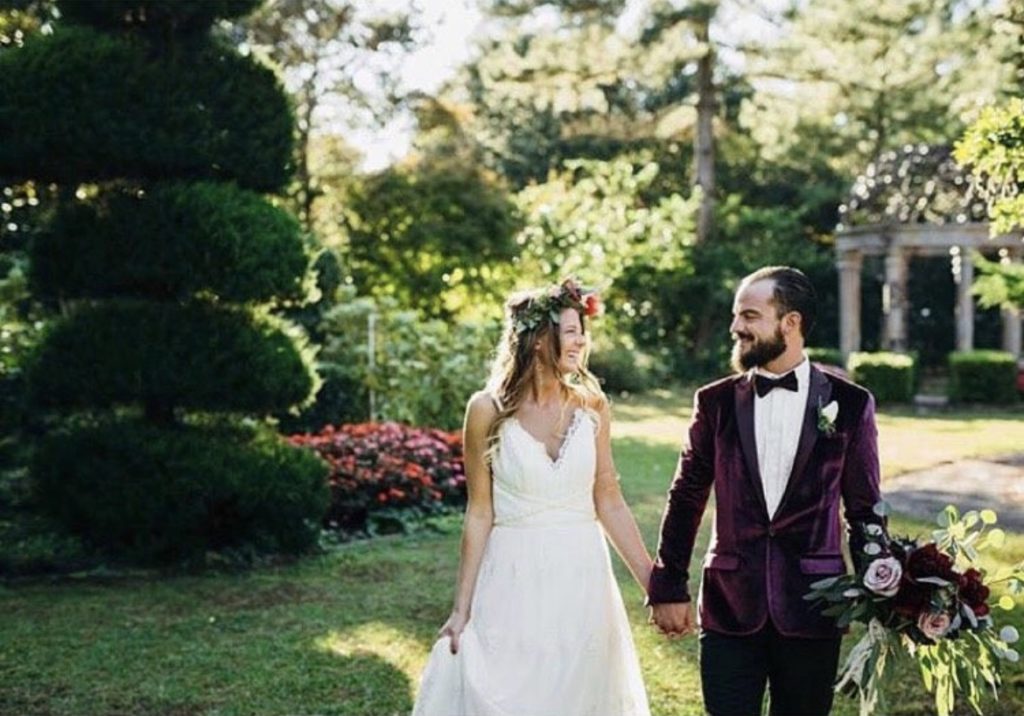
[591,396,654,594]
[440,391,497,653]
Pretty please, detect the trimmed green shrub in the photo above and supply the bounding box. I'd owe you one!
[31,182,310,302]
[32,420,329,564]
[949,350,1018,404]
[28,301,316,413]
[848,351,916,403]
[59,0,261,32]
[277,364,369,434]
[806,347,845,370]
[0,27,293,190]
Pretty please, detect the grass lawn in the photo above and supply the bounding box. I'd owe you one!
[2,389,1024,715]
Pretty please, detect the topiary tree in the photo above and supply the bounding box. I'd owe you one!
[0,0,329,565]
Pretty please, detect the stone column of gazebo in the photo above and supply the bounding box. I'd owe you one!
[835,223,1023,359]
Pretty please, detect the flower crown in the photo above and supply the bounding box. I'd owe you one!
[510,278,602,335]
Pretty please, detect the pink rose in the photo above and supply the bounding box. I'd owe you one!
[917,611,952,640]
[863,556,903,597]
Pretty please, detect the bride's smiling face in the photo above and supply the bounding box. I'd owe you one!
[555,308,587,374]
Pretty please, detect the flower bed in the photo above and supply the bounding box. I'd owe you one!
[289,422,466,535]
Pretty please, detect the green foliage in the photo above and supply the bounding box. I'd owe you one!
[315,292,500,431]
[343,163,521,318]
[971,253,1024,312]
[848,352,916,403]
[58,0,261,32]
[587,334,664,395]
[0,26,293,190]
[948,351,1018,404]
[807,347,845,369]
[955,102,1024,311]
[747,0,1014,176]
[31,182,311,302]
[956,99,1024,237]
[31,420,329,564]
[27,301,316,414]
[616,194,835,380]
[514,157,699,285]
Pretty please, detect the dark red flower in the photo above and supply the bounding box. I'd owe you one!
[583,293,603,318]
[891,577,932,617]
[907,544,956,581]
[958,568,991,617]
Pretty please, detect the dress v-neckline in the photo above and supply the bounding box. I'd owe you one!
[510,408,584,468]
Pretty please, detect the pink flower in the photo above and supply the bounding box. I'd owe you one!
[917,611,952,640]
[863,557,903,597]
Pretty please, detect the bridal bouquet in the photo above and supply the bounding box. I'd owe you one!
[806,502,1024,716]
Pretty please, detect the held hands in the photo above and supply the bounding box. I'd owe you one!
[649,602,695,639]
[439,610,470,654]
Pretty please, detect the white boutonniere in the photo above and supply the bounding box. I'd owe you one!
[817,398,838,436]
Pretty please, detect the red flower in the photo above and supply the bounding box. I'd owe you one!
[907,544,956,581]
[583,293,603,318]
[958,568,991,617]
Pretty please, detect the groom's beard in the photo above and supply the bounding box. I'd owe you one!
[730,326,786,372]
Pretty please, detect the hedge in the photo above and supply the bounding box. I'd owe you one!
[948,350,1018,404]
[848,351,916,403]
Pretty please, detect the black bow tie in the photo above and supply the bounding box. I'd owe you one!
[754,371,799,398]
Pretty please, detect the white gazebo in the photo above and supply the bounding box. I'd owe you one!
[834,145,1023,359]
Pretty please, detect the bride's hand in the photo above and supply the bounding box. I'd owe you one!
[439,610,470,654]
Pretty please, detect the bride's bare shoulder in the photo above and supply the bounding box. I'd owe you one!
[466,390,500,428]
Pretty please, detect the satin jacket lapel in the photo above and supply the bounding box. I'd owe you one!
[734,371,769,517]
[776,364,833,518]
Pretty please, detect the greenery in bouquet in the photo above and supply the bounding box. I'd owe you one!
[806,502,1024,716]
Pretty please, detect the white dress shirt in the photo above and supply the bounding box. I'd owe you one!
[754,355,810,519]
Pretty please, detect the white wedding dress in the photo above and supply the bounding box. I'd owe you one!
[412,408,650,716]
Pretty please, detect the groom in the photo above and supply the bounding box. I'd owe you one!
[648,266,885,716]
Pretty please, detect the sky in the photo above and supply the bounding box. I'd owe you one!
[352,0,787,171]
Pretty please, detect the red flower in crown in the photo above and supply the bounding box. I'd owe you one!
[583,293,603,317]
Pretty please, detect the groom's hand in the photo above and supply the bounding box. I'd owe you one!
[649,602,694,638]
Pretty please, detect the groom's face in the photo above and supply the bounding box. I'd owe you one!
[729,279,787,372]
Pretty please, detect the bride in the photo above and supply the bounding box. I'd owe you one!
[412,278,653,716]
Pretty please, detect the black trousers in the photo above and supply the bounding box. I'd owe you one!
[699,621,842,716]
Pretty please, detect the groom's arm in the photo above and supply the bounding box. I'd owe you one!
[647,387,717,605]
[840,390,886,562]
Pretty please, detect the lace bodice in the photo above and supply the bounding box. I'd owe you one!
[490,408,598,527]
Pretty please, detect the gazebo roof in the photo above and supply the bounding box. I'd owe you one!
[837,144,989,231]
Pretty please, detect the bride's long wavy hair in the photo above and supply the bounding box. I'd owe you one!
[483,282,605,461]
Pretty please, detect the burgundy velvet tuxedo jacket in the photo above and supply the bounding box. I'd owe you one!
[647,365,885,638]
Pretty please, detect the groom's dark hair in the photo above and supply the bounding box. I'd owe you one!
[740,266,817,338]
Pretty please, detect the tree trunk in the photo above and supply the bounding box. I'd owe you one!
[693,15,717,243]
